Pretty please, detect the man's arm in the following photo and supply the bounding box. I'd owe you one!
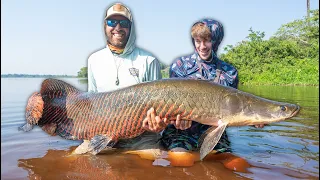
[169,59,186,78]
[87,59,97,93]
[231,69,239,89]
[146,58,162,81]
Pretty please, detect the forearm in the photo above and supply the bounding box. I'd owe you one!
[146,58,162,81]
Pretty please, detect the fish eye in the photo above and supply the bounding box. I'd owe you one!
[280,105,287,111]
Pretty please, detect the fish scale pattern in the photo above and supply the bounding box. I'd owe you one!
[36,79,220,141]
[25,78,299,149]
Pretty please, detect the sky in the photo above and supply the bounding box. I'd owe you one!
[1,0,319,75]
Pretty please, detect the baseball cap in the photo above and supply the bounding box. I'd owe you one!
[105,3,132,21]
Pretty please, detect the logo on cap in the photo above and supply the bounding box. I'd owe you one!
[105,3,132,21]
[113,4,125,11]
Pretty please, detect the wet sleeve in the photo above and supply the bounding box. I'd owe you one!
[146,58,162,81]
[169,59,185,78]
[87,59,97,93]
[227,67,239,89]
[233,71,239,89]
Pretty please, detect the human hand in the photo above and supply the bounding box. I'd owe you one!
[142,108,168,132]
[169,114,192,130]
[142,108,192,132]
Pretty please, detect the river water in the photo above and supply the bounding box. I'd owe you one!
[1,78,319,179]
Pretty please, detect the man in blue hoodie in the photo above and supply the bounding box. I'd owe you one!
[160,19,265,155]
[160,19,236,154]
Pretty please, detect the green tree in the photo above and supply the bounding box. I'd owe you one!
[77,67,88,78]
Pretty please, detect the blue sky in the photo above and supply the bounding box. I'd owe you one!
[2,0,319,75]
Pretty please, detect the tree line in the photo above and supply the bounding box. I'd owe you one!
[220,9,318,85]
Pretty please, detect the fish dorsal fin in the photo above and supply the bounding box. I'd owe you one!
[40,78,82,96]
[199,122,228,160]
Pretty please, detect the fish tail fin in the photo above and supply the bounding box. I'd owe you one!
[199,122,228,161]
[25,92,44,125]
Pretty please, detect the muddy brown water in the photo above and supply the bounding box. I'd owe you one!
[1,78,319,179]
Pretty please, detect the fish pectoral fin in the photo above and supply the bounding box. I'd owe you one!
[199,122,228,161]
[72,140,91,155]
[18,123,34,132]
[87,135,117,155]
[41,123,57,136]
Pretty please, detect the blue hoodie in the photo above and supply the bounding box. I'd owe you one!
[169,19,238,88]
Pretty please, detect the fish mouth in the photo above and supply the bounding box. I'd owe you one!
[270,104,301,123]
[289,105,300,118]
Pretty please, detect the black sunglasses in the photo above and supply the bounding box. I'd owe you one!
[106,19,131,28]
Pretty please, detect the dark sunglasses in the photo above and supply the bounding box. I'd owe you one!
[106,19,131,28]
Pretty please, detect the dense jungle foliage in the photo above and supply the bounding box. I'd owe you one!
[220,9,319,85]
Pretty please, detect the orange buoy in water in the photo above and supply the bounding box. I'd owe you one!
[167,151,198,167]
[204,152,251,172]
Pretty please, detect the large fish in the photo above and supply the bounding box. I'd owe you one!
[20,78,300,160]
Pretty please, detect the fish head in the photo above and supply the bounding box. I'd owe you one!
[219,92,300,126]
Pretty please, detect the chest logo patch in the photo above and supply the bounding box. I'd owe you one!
[129,68,139,77]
